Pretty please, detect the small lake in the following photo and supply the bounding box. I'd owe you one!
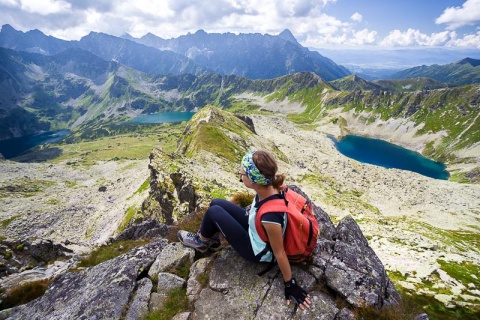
[0,130,70,159]
[0,112,195,159]
[126,111,196,124]
[330,135,449,180]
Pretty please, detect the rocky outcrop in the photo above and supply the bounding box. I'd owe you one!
[0,210,401,320]
[0,239,168,320]
[112,219,169,242]
[0,238,73,278]
[234,115,256,134]
[323,216,400,308]
[144,152,201,224]
[188,206,400,319]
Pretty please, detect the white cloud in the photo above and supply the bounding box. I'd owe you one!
[446,30,480,47]
[350,28,376,45]
[350,12,362,22]
[379,28,479,48]
[380,29,424,46]
[20,0,71,15]
[436,0,480,30]
[0,0,18,8]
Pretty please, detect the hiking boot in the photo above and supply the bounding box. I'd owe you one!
[208,235,223,252]
[177,230,210,253]
[178,230,223,253]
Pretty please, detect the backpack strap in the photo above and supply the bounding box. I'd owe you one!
[255,198,288,243]
[257,256,276,277]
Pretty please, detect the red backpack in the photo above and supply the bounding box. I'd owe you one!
[255,186,320,262]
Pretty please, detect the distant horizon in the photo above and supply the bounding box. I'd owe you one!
[2,23,478,72]
[0,1,478,49]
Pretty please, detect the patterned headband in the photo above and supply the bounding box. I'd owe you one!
[241,151,271,185]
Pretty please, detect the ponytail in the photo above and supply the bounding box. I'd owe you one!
[271,173,285,191]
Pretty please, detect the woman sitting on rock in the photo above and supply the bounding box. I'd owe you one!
[178,150,311,310]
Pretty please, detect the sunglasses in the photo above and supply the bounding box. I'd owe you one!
[238,171,247,182]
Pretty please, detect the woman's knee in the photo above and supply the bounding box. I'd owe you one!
[205,204,225,219]
[210,198,229,207]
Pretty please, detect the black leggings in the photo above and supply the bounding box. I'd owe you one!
[200,199,260,262]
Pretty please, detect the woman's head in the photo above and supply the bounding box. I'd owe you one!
[241,150,285,190]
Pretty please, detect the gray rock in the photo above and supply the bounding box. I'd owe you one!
[149,292,167,313]
[2,239,167,320]
[234,115,256,134]
[29,239,73,262]
[0,260,72,292]
[157,272,185,292]
[325,216,393,308]
[171,312,191,320]
[146,154,199,224]
[0,238,73,279]
[193,247,321,319]
[334,308,356,320]
[148,242,195,279]
[186,257,213,302]
[125,277,153,320]
[414,313,430,320]
[298,291,339,320]
[114,219,169,241]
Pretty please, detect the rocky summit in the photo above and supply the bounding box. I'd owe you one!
[0,202,400,319]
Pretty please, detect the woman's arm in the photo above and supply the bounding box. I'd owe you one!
[262,222,311,309]
[262,222,291,281]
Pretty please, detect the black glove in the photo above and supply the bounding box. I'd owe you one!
[284,278,308,305]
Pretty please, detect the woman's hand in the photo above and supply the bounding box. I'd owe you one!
[262,222,311,310]
[284,278,311,310]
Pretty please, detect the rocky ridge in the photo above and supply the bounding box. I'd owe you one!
[1,204,400,319]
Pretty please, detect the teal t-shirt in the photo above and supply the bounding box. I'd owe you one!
[247,194,287,262]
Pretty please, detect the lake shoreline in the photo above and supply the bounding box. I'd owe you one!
[331,134,449,180]
[0,129,70,159]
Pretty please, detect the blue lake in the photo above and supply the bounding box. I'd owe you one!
[330,135,449,180]
[126,111,196,124]
[0,130,70,159]
[0,112,195,159]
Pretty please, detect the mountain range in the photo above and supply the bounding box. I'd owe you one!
[0,24,479,170]
[0,24,349,81]
[390,57,480,85]
[121,29,350,80]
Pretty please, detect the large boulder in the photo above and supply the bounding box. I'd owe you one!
[0,239,167,320]
[113,219,169,241]
[324,216,401,308]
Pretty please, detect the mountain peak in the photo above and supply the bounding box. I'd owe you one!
[457,57,480,67]
[1,24,17,33]
[142,32,164,41]
[278,29,298,44]
[120,32,134,40]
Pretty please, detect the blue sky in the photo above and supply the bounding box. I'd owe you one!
[0,0,479,49]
